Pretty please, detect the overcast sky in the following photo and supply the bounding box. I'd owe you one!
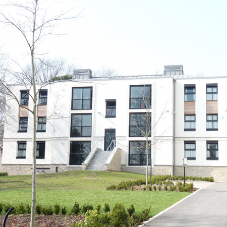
[0,0,226,77]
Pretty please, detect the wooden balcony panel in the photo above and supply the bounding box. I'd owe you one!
[37,105,47,117]
[184,101,195,115]
[206,101,218,114]
[19,106,28,117]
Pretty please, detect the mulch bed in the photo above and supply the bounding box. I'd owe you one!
[0,214,84,227]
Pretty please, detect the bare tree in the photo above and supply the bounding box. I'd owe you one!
[0,1,79,226]
[93,66,121,77]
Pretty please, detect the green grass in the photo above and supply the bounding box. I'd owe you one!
[0,171,190,216]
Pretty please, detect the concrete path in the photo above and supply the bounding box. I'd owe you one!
[144,182,227,227]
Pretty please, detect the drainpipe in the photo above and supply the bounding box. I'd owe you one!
[173,79,176,176]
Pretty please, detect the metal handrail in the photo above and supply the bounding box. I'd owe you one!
[106,139,116,151]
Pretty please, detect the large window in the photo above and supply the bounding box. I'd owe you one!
[71,114,92,137]
[72,87,92,110]
[130,85,151,109]
[36,141,45,159]
[20,90,29,105]
[207,141,218,160]
[129,141,151,166]
[38,90,48,105]
[206,84,218,101]
[184,115,196,131]
[106,99,116,118]
[19,117,28,132]
[184,141,196,160]
[207,114,218,131]
[69,141,91,165]
[129,113,151,137]
[37,117,46,132]
[184,85,195,101]
[17,142,26,159]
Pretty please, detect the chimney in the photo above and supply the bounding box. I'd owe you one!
[73,69,92,79]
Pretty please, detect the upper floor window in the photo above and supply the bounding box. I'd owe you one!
[106,99,116,118]
[207,114,218,131]
[184,84,195,101]
[17,142,26,159]
[38,90,47,105]
[129,113,151,137]
[207,141,218,160]
[184,115,196,131]
[37,117,46,132]
[36,141,45,159]
[71,114,92,137]
[184,141,196,160]
[130,85,151,109]
[72,87,92,110]
[206,84,218,101]
[19,117,28,132]
[20,90,29,105]
[129,141,151,166]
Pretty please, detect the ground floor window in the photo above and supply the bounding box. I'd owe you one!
[207,141,218,160]
[184,141,196,160]
[36,141,45,159]
[17,142,26,159]
[129,141,151,166]
[69,141,91,165]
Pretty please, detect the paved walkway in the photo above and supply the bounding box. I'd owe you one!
[144,182,227,227]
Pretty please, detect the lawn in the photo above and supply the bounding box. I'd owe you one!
[0,170,190,216]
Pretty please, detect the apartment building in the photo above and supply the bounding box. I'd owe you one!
[2,66,227,181]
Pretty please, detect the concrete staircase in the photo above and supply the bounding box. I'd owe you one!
[86,149,112,170]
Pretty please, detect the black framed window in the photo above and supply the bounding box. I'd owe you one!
[184,84,195,101]
[38,90,47,105]
[19,117,28,132]
[207,141,218,160]
[206,84,218,101]
[37,117,46,132]
[129,141,151,166]
[207,114,218,131]
[36,141,45,159]
[184,115,196,131]
[20,90,29,105]
[106,99,116,118]
[130,85,151,109]
[72,87,92,110]
[129,113,151,137]
[71,114,92,137]
[17,142,26,159]
[69,141,91,165]
[184,141,196,160]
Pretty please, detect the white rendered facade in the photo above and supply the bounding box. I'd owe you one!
[2,74,227,181]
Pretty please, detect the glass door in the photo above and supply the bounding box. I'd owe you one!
[104,129,115,151]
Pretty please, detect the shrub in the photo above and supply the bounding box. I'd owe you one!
[104,203,110,213]
[4,203,13,213]
[127,204,135,216]
[81,204,93,214]
[54,203,61,215]
[164,185,168,191]
[61,206,67,215]
[110,203,127,226]
[25,204,31,214]
[153,185,156,191]
[71,202,80,214]
[0,172,8,176]
[36,204,42,214]
[106,184,116,190]
[17,203,26,214]
[143,185,147,191]
[170,185,176,191]
[209,177,214,182]
[158,185,161,191]
[42,206,53,215]
[0,203,3,214]
[95,204,101,214]
[148,185,152,191]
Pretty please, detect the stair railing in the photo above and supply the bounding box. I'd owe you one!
[106,139,116,151]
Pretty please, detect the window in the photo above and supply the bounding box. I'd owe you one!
[207,141,218,160]
[38,90,47,105]
[184,84,195,101]
[129,141,151,166]
[36,142,45,159]
[206,84,218,101]
[71,114,92,137]
[37,117,46,132]
[106,99,116,118]
[20,90,29,105]
[17,142,26,159]
[184,141,196,160]
[207,114,218,131]
[129,113,151,137]
[69,141,91,165]
[184,115,196,131]
[130,85,151,109]
[72,87,92,110]
[19,117,28,132]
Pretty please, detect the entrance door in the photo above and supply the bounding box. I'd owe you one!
[104,129,115,151]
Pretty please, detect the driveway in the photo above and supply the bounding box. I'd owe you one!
[144,182,227,227]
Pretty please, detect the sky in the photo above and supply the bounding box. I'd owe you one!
[0,0,227,77]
